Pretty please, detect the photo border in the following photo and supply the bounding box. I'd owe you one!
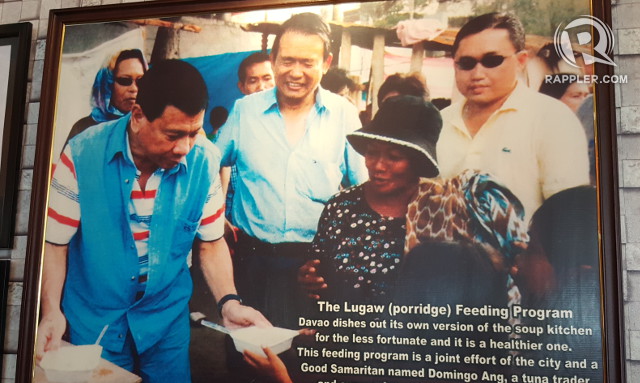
[17,0,624,381]
[0,22,32,249]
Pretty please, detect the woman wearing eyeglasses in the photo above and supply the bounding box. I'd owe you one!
[66,49,148,144]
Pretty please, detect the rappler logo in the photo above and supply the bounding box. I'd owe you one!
[553,15,616,68]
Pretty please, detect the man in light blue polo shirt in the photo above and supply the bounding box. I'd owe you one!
[37,60,269,382]
[215,13,367,327]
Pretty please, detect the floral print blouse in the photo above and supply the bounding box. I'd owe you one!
[310,184,406,303]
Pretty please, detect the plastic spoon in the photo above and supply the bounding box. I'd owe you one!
[95,324,109,345]
[201,320,230,335]
[189,312,230,335]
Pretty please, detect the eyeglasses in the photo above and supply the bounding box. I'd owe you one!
[454,54,515,71]
[114,77,141,86]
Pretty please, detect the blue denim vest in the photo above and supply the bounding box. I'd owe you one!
[63,115,220,353]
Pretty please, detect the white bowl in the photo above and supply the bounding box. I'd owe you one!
[230,326,298,357]
[40,344,103,383]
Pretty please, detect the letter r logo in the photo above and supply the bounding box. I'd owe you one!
[554,15,616,68]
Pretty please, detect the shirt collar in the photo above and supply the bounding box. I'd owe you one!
[453,80,524,117]
[261,86,328,114]
[105,114,132,164]
[446,81,524,134]
[315,87,330,112]
[496,81,526,113]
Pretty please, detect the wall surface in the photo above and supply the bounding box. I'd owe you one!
[614,0,640,380]
[0,0,636,382]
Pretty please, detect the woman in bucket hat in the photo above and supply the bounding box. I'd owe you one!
[298,95,442,304]
[299,94,529,304]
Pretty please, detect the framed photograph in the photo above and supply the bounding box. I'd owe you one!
[0,22,31,249]
[19,0,623,382]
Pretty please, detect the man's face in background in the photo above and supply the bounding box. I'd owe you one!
[238,60,275,95]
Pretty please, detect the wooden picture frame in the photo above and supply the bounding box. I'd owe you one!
[0,22,31,249]
[18,1,623,382]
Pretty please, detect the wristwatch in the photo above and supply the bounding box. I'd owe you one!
[217,294,242,316]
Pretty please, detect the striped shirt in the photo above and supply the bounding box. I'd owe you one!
[46,136,225,297]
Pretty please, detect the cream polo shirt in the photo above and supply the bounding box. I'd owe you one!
[437,82,589,220]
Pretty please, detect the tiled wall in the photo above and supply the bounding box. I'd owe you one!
[0,0,636,382]
[614,0,640,380]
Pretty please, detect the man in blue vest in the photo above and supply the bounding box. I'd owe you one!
[36,59,268,382]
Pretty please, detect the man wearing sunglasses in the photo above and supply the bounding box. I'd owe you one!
[436,12,589,221]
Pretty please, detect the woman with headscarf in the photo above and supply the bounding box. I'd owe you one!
[66,49,148,143]
[405,169,529,273]
[403,168,529,315]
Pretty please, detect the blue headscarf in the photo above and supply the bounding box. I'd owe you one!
[462,170,529,261]
[89,49,147,123]
[405,169,529,263]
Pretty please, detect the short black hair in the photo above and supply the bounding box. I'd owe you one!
[321,67,356,94]
[209,106,229,134]
[377,72,428,105]
[237,52,271,84]
[431,98,451,110]
[529,186,598,272]
[538,73,575,99]
[396,241,507,307]
[136,59,208,122]
[537,42,564,73]
[452,12,525,57]
[114,49,147,75]
[271,13,331,60]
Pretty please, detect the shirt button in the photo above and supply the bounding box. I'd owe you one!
[131,276,136,281]
[118,334,123,339]
[125,179,130,184]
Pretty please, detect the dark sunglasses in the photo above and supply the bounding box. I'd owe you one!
[114,77,141,86]
[455,54,514,71]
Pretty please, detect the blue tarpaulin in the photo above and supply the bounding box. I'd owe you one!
[183,50,266,135]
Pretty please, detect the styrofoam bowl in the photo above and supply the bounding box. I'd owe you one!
[40,344,103,383]
[230,326,298,357]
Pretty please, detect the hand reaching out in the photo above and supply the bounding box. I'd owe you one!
[244,347,293,383]
[221,300,272,329]
[297,259,327,300]
[35,310,67,361]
